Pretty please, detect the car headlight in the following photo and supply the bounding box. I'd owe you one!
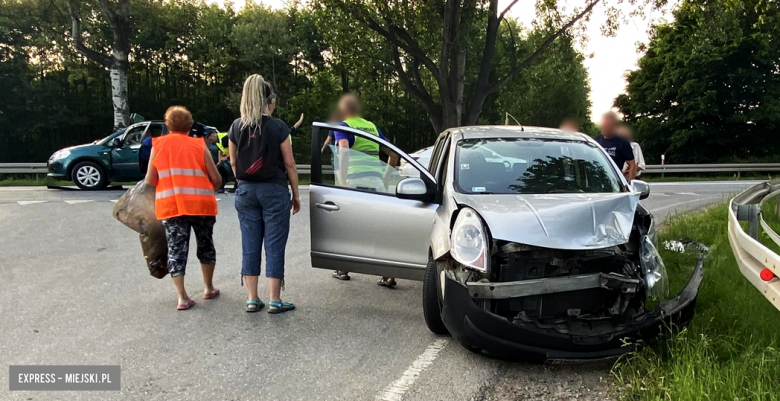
[49,149,70,162]
[639,235,669,301]
[451,207,490,273]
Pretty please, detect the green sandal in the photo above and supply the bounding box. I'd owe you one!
[245,299,265,313]
[267,300,295,314]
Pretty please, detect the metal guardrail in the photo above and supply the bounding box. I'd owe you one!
[645,163,780,175]
[0,163,322,175]
[1,162,779,176]
[727,179,780,311]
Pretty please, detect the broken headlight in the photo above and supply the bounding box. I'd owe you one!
[451,207,490,273]
[639,235,669,300]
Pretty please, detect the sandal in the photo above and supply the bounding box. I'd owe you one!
[267,300,295,314]
[177,299,196,311]
[204,288,220,300]
[332,271,351,281]
[245,299,265,313]
[377,277,397,288]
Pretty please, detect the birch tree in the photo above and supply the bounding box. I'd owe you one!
[67,0,131,129]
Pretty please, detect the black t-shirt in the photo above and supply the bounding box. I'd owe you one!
[228,116,290,187]
[594,134,634,169]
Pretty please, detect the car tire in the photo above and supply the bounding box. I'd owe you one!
[72,161,108,190]
[423,254,449,335]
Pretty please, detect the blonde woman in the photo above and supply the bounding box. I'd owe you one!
[229,74,300,314]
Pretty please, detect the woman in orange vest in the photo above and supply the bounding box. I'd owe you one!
[145,106,223,311]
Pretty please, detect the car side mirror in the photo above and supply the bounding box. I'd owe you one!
[632,179,650,200]
[396,178,432,201]
[108,138,120,148]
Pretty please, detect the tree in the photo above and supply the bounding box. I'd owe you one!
[317,0,601,132]
[66,0,131,129]
[615,0,780,163]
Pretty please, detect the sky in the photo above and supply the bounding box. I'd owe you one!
[211,0,674,122]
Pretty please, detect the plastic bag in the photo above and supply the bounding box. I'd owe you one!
[113,181,168,279]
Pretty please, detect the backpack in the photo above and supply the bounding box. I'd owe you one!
[232,117,284,182]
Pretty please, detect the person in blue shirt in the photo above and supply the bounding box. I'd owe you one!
[594,112,636,182]
[138,128,165,174]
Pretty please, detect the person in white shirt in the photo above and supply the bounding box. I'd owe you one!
[617,124,645,178]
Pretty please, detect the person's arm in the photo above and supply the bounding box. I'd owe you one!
[634,144,646,173]
[203,147,222,190]
[294,113,304,129]
[321,135,332,153]
[281,136,301,215]
[625,159,637,183]
[144,149,159,186]
[337,138,350,185]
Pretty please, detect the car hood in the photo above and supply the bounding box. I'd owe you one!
[453,192,640,250]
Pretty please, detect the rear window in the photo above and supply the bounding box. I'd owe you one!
[455,138,622,194]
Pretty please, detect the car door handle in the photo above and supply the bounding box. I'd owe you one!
[315,202,340,211]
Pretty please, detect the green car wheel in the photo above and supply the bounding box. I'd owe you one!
[72,161,108,190]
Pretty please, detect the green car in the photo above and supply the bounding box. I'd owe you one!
[47,121,168,190]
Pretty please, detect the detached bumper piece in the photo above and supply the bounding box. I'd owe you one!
[442,251,705,363]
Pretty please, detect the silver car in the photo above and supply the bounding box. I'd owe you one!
[309,123,704,363]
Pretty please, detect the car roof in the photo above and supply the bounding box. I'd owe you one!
[455,125,591,142]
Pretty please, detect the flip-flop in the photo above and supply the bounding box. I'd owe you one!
[177,299,196,311]
[267,300,295,314]
[204,288,220,299]
[332,271,351,281]
[245,299,265,313]
[377,278,397,288]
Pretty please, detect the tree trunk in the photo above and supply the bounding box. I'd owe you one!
[109,55,130,129]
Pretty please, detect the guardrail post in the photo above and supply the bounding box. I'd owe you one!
[737,204,760,239]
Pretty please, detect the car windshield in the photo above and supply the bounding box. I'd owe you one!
[455,138,622,194]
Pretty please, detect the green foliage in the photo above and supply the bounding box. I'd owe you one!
[616,0,780,163]
[613,206,780,400]
[0,0,592,163]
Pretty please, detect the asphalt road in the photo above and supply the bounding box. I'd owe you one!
[0,181,760,401]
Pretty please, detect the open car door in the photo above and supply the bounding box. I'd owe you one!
[309,122,438,281]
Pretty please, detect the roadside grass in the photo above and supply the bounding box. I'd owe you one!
[613,205,780,400]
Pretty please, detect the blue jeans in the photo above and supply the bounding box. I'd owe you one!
[234,181,291,279]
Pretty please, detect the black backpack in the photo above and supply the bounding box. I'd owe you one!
[233,117,284,182]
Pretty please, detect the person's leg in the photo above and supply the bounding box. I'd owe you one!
[192,216,218,298]
[260,183,292,311]
[235,183,264,311]
[162,217,193,308]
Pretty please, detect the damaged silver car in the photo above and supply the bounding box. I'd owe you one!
[309,123,704,363]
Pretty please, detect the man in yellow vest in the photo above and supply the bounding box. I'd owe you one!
[331,94,399,288]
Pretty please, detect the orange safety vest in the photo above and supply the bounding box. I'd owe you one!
[151,133,218,220]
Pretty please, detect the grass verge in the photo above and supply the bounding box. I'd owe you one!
[641,174,775,182]
[613,205,780,400]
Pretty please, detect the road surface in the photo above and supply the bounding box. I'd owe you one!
[0,181,758,400]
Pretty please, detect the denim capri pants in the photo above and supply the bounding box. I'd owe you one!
[234,181,291,279]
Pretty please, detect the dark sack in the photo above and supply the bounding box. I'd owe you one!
[112,181,168,279]
[233,117,282,181]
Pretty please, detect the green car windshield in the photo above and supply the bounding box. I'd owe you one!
[455,138,622,194]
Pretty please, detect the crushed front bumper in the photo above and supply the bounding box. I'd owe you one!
[441,252,704,363]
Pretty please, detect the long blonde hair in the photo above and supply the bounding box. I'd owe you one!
[240,74,269,130]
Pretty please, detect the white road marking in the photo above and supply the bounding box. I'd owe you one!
[216,198,222,201]
[64,200,94,205]
[376,339,449,401]
[652,197,718,214]
[16,200,47,205]
[110,200,119,203]
[653,193,670,197]
[678,192,698,196]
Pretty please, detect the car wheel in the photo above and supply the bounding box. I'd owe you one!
[72,161,108,190]
[423,254,449,335]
